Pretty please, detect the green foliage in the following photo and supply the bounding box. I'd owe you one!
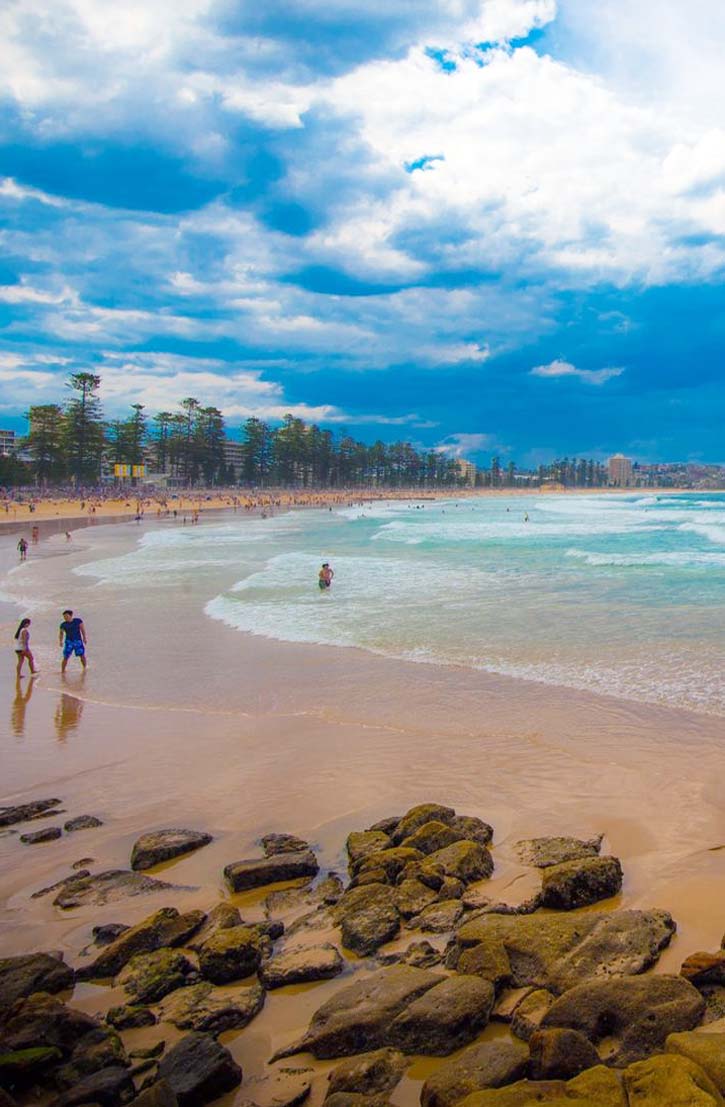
[63,372,105,482]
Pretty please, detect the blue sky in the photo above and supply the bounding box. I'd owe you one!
[1,0,725,465]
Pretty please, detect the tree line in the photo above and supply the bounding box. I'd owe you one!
[4,371,465,488]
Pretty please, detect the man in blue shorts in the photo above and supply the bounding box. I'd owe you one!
[59,609,88,672]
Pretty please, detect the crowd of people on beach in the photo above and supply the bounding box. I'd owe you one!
[13,610,88,679]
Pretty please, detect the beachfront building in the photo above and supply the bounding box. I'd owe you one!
[608,453,634,487]
[0,430,16,456]
[223,439,244,482]
[457,459,478,486]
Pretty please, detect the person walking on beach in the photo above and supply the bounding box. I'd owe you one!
[14,618,39,677]
[59,609,87,672]
[318,562,334,591]
[17,537,28,561]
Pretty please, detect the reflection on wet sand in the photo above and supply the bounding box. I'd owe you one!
[54,687,85,740]
[11,675,37,737]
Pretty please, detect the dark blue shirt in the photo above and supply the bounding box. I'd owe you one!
[60,618,83,642]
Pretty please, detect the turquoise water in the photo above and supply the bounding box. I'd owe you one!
[77,493,725,716]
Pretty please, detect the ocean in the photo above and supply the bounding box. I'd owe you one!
[74,492,725,717]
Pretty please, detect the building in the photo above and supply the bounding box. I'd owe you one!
[0,430,16,456]
[223,439,245,482]
[608,453,633,487]
[457,459,477,487]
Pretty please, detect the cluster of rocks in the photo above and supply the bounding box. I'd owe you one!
[1,803,724,1107]
[0,798,103,846]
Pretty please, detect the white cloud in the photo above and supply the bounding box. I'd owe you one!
[0,282,75,305]
[436,431,498,457]
[530,359,625,385]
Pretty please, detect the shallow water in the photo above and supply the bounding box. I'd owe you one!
[66,492,725,715]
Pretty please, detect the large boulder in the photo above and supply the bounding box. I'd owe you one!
[159,981,264,1035]
[276,966,442,1059]
[131,829,213,871]
[453,908,675,994]
[128,1082,178,1107]
[513,836,602,869]
[541,974,705,1066]
[510,989,555,1041]
[260,944,344,989]
[0,1045,63,1086]
[157,1033,242,1106]
[400,822,463,856]
[334,885,401,955]
[666,1031,725,1093]
[391,806,456,845]
[20,827,62,844]
[187,904,241,951]
[224,850,319,891]
[1,994,98,1054]
[327,1049,407,1097]
[422,842,493,885]
[53,870,179,908]
[347,832,392,870]
[262,833,312,856]
[78,908,205,978]
[540,857,623,910]
[420,1039,529,1107]
[396,880,438,919]
[49,1065,134,1107]
[54,1026,128,1089]
[117,949,194,1004]
[198,926,263,984]
[106,1005,156,1030]
[355,849,425,882]
[0,953,74,1007]
[64,815,103,832]
[386,975,494,1055]
[411,900,463,933]
[682,952,725,987]
[450,816,493,847]
[622,1054,723,1106]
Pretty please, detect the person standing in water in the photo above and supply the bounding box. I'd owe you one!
[14,618,39,677]
[17,537,28,560]
[59,609,88,672]
[318,562,334,590]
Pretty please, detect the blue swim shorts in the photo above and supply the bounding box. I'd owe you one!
[63,639,85,658]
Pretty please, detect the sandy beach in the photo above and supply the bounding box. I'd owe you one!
[1,502,724,1105]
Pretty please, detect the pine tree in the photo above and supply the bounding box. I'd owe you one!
[63,373,104,483]
[25,404,66,483]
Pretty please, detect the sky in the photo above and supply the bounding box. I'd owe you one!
[1,0,725,466]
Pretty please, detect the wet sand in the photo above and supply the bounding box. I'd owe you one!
[1,512,724,1104]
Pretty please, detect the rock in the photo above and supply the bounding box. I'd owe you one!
[54,870,180,908]
[118,949,194,1004]
[513,836,603,869]
[1,994,98,1054]
[31,872,92,899]
[0,953,74,1007]
[65,815,103,832]
[510,989,555,1041]
[225,850,319,891]
[420,1040,530,1107]
[448,1065,626,1106]
[262,833,311,856]
[491,987,534,1022]
[528,1028,600,1080]
[462,884,493,911]
[347,832,392,870]
[0,799,62,827]
[454,908,676,994]
[106,1005,156,1030]
[623,1054,723,1106]
[260,944,344,989]
[703,989,725,1025]
[356,848,425,882]
[379,941,442,969]
[438,877,465,900]
[396,880,439,919]
[410,900,463,933]
[246,1068,313,1107]
[54,1026,128,1089]
[423,841,493,884]
[50,1065,134,1106]
[328,1049,407,1096]
[20,826,62,844]
[324,1094,388,1107]
[391,806,456,845]
[131,829,213,871]
[565,1066,627,1105]
[73,857,94,868]
[682,952,725,987]
[666,1031,725,1093]
[450,816,494,847]
[160,981,264,1035]
[277,966,442,1059]
[542,974,706,1066]
[334,884,401,955]
[130,1043,165,1061]
[400,822,463,856]
[157,1032,242,1106]
[368,817,401,835]
[128,1081,178,1107]
[540,856,623,910]
[0,1045,63,1083]
[457,941,513,992]
[198,926,263,984]
[183,904,241,952]
[93,923,131,947]
[387,974,494,1055]
[79,908,205,979]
